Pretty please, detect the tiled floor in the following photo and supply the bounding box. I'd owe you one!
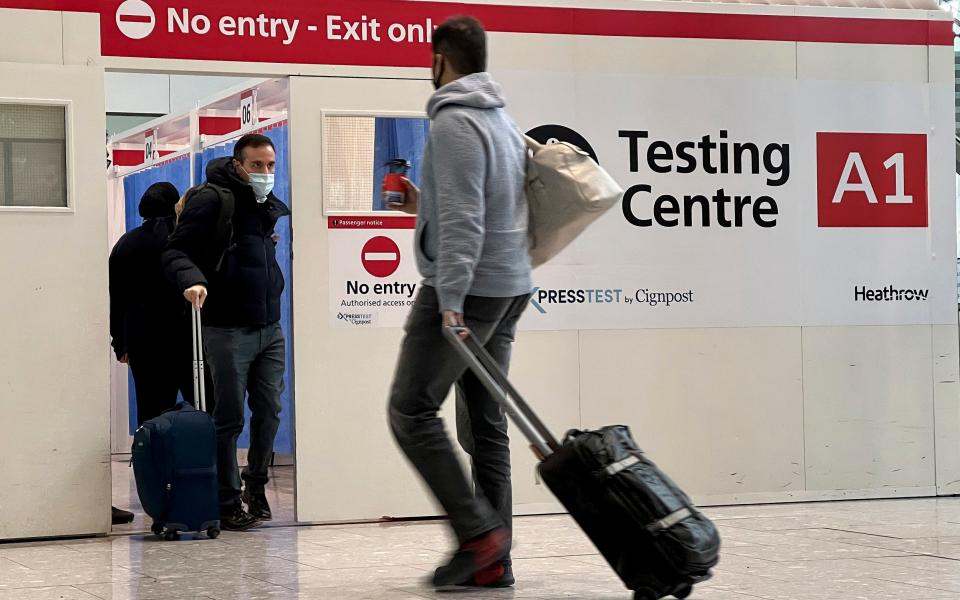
[2,497,960,599]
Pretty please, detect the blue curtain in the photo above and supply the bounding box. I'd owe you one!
[122,157,192,433]
[193,125,294,455]
[372,117,430,210]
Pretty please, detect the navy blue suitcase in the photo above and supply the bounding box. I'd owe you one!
[132,307,220,540]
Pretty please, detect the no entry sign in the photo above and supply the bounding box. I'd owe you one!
[4,0,949,68]
[361,236,401,278]
[115,0,156,40]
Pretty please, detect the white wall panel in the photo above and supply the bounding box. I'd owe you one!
[579,328,805,499]
[798,43,929,83]
[571,37,797,79]
[928,46,955,85]
[933,324,960,495]
[509,331,580,513]
[291,77,580,522]
[802,326,936,491]
[168,75,257,114]
[0,56,109,538]
[63,12,101,68]
[290,76,433,523]
[104,72,170,115]
[0,9,62,65]
[103,74,257,117]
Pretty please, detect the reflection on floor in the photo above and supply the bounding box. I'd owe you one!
[112,455,296,534]
[3,496,960,599]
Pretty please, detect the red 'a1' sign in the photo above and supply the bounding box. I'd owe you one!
[816,132,928,228]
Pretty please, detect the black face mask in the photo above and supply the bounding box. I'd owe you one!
[432,56,445,90]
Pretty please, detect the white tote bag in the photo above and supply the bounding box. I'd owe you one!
[524,136,623,267]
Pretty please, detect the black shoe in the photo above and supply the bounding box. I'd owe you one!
[111,506,135,525]
[219,507,261,531]
[241,489,272,521]
[432,528,511,589]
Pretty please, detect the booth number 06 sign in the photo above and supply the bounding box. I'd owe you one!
[240,90,257,132]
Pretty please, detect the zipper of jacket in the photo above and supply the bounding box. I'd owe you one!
[263,232,270,310]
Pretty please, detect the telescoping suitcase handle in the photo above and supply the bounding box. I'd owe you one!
[190,307,207,414]
[443,326,561,460]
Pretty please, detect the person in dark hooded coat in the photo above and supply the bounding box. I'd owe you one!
[110,182,204,426]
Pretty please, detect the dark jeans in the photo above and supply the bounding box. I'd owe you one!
[203,322,285,512]
[129,343,192,426]
[128,320,214,425]
[389,286,529,545]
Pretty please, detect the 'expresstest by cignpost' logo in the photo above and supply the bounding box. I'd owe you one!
[337,312,374,326]
[529,287,694,314]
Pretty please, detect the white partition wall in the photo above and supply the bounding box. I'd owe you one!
[483,11,959,507]
[0,0,954,538]
[290,77,461,522]
[290,5,959,523]
[289,76,582,521]
[0,9,110,540]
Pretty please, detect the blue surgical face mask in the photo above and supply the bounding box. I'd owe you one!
[241,167,275,203]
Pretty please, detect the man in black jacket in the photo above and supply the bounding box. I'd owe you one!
[163,134,290,531]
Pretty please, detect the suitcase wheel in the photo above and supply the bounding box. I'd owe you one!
[633,589,658,600]
[150,522,164,536]
[163,529,181,541]
[207,526,221,539]
[674,585,693,599]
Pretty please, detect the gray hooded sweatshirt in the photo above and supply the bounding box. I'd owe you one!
[416,72,532,313]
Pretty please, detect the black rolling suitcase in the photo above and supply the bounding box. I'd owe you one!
[444,328,720,600]
[132,307,220,540]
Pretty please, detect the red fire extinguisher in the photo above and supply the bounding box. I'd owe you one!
[383,158,412,206]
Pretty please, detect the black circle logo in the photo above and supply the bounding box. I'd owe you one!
[526,124,599,164]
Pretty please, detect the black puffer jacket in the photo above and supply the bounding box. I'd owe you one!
[110,182,184,359]
[162,157,290,328]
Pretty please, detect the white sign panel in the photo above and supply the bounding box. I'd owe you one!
[327,216,420,328]
[326,74,956,330]
[503,73,956,330]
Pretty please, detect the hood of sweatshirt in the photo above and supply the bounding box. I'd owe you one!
[427,72,506,119]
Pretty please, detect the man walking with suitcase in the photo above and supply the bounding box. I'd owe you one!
[163,133,290,531]
[387,16,532,589]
